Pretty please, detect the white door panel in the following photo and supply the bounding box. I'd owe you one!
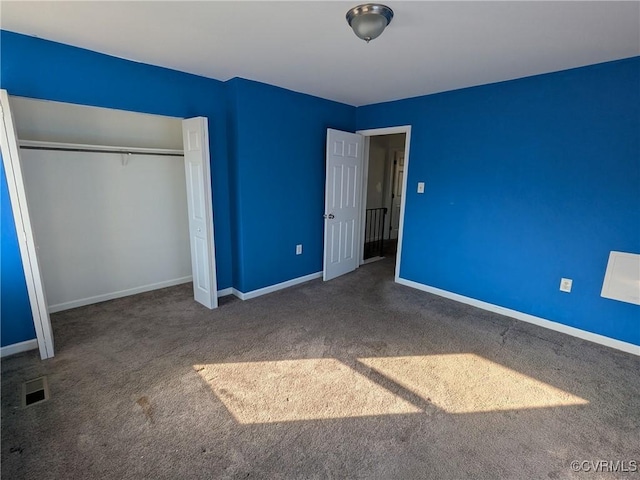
[323,129,363,281]
[182,117,217,309]
[0,89,54,359]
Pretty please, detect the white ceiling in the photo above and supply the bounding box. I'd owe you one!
[2,1,639,106]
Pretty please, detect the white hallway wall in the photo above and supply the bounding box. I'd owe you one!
[366,140,387,210]
[366,134,406,241]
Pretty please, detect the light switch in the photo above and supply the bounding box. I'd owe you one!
[560,278,573,293]
[417,182,425,194]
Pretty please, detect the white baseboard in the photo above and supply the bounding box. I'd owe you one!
[1,339,38,358]
[217,287,233,297]
[396,277,640,356]
[232,272,323,301]
[48,276,193,313]
[362,256,385,265]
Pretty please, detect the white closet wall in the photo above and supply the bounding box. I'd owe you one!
[13,97,191,312]
[11,96,183,149]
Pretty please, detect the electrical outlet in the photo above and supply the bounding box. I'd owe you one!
[560,278,573,293]
[417,182,425,194]
[296,244,303,255]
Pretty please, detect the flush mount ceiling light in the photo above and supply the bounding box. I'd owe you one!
[346,4,394,43]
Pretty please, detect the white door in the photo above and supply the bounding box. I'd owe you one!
[323,129,364,281]
[0,90,54,359]
[182,117,218,309]
[390,151,404,240]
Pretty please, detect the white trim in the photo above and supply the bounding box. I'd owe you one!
[359,136,371,266]
[232,272,323,301]
[0,89,55,359]
[1,339,38,358]
[231,288,245,300]
[362,256,385,265]
[396,277,640,356]
[356,126,411,282]
[19,139,184,156]
[357,126,412,137]
[217,287,233,297]
[48,276,193,313]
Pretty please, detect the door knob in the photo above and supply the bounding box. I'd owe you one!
[323,213,335,219]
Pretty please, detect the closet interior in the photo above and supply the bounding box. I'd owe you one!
[11,96,192,313]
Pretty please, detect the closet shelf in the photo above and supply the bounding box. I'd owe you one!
[19,139,184,157]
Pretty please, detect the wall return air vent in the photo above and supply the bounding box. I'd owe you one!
[601,251,640,305]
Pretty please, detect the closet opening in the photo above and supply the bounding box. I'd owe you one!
[2,93,217,359]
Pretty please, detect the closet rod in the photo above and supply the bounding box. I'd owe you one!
[20,145,184,157]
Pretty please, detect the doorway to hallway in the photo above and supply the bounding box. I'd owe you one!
[362,132,407,265]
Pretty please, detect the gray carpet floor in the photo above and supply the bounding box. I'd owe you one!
[2,258,639,479]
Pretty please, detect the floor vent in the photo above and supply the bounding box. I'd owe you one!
[22,376,50,407]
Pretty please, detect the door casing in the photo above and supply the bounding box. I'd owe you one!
[0,89,54,359]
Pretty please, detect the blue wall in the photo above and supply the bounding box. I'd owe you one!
[357,58,640,346]
[227,78,355,292]
[0,31,355,347]
[1,157,37,346]
[2,29,637,350]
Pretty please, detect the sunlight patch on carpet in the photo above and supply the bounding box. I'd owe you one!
[358,354,589,414]
[193,359,421,424]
